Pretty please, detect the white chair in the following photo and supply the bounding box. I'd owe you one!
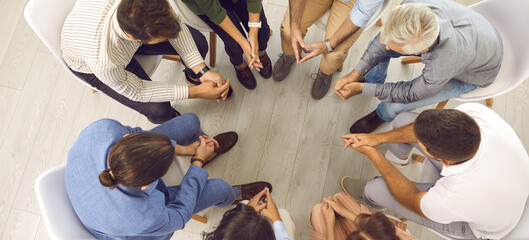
[35,165,97,240]
[314,0,390,32]
[24,0,165,91]
[402,0,529,108]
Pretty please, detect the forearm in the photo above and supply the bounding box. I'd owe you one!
[249,12,260,38]
[368,75,447,103]
[353,34,388,76]
[328,18,360,49]
[218,16,249,46]
[376,123,417,144]
[289,0,305,30]
[326,223,335,240]
[368,151,426,217]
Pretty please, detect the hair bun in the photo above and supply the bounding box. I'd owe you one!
[99,169,118,188]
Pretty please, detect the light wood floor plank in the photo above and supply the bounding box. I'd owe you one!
[34,219,51,240]
[0,13,41,90]
[12,69,84,214]
[0,87,21,147]
[1,209,40,240]
[0,50,61,235]
[0,0,29,63]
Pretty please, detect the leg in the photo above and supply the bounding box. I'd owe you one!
[309,203,345,240]
[319,0,360,75]
[210,32,216,67]
[192,179,240,213]
[280,0,333,55]
[230,2,271,52]
[149,113,204,145]
[363,177,479,239]
[70,62,176,123]
[363,38,411,84]
[375,79,478,122]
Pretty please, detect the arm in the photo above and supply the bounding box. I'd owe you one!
[272,221,293,240]
[358,147,427,218]
[341,123,417,150]
[289,0,306,63]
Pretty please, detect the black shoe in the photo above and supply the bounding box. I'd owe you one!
[349,110,385,133]
[234,64,257,90]
[258,52,272,79]
[184,68,233,99]
[147,108,181,124]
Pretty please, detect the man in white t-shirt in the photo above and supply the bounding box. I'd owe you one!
[340,103,529,239]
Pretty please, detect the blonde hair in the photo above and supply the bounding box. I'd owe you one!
[380,3,440,54]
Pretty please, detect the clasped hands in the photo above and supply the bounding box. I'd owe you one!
[320,195,351,225]
[177,135,219,168]
[248,187,282,223]
[341,133,382,156]
[191,70,230,102]
[290,28,327,65]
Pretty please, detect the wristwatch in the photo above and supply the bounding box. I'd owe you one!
[196,65,210,78]
[324,39,334,53]
[248,21,262,28]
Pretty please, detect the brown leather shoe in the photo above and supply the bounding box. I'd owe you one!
[234,64,257,90]
[311,69,333,99]
[349,110,386,133]
[258,52,272,79]
[272,53,296,82]
[233,181,273,204]
[204,131,238,167]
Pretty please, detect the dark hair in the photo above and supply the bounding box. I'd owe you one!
[99,132,175,188]
[414,109,481,163]
[117,0,180,42]
[203,204,276,240]
[346,212,400,240]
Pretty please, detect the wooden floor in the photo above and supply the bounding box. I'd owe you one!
[1,0,527,239]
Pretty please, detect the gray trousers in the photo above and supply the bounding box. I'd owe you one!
[363,112,482,239]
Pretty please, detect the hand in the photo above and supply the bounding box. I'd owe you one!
[175,141,199,156]
[321,202,336,226]
[241,41,263,71]
[323,196,348,217]
[299,41,326,64]
[193,135,218,162]
[341,133,382,150]
[334,72,361,99]
[334,82,363,100]
[199,70,225,87]
[189,79,230,102]
[352,144,379,157]
[248,30,262,71]
[291,28,306,64]
[248,187,268,212]
[261,188,282,223]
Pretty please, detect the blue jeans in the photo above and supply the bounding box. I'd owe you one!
[364,39,478,122]
[150,113,241,213]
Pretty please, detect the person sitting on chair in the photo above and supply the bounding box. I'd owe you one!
[62,0,231,124]
[340,103,529,239]
[310,192,417,240]
[334,0,503,133]
[182,0,272,90]
[204,188,293,240]
[65,113,272,239]
[272,0,384,99]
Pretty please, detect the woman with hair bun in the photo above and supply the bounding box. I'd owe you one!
[65,113,272,240]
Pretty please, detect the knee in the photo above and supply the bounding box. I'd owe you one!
[210,178,235,207]
[311,203,324,217]
[143,104,174,123]
[188,26,208,59]
[364,177,389,205]
[392,112,418,129]
[179,113,201,131]
[280,23,291,42]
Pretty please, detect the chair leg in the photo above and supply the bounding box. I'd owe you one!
[270,29,273,36]
[376,18,383,26]
[210,32,216,67]
[91,89,97,93]
[435,99,449,109]
[191,214,207,224]
[162,55,181,62]
[486,98,494,106]
[401,56,422,64]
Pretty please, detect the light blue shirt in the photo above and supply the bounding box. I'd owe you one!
[273,221,293,240]
[65,119,209,240]
[344,0,384,27]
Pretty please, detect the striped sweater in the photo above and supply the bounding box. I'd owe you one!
[61,0,203,102]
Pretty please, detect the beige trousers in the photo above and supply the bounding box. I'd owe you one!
[280,0,363,75]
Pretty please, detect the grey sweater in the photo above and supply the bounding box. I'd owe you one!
[355,0,503,103]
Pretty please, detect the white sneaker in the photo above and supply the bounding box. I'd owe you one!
[385,151,410,168]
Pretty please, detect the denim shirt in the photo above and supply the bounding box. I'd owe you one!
[65,119,209,240]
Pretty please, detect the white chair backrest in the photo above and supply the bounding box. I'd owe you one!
[35,165,97,240]
[455,0,529,101]
[315,0,390,31]
[171,0,212,32]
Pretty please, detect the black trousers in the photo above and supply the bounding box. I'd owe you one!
[70,25,208,124]
[198,0,270,66]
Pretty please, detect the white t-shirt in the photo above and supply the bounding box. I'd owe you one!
[420,103,529,239]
